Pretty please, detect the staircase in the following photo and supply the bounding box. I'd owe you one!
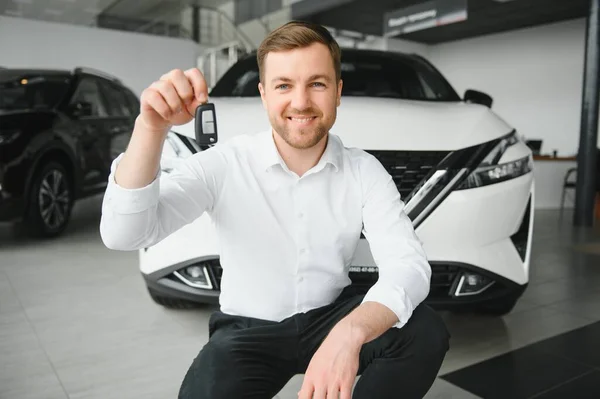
[194,7,255,89]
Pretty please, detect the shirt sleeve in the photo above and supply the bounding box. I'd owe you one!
[360,155,432,329]
[99,145,228,251]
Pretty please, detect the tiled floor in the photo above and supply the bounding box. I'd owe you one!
[1,195,599,399]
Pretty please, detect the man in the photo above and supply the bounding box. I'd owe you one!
[100,20,450,399]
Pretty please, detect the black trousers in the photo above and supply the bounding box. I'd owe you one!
[178,286,450,399]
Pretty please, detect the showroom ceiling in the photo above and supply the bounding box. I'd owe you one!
[0,0,222,26]
[1,0,592,43]
[297,0,592,44]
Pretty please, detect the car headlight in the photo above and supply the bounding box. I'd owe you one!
[457,133,533,190]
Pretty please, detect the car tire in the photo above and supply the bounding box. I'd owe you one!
[147,288,203,309]
[24,161,73,238]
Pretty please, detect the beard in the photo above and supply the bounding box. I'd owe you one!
[270,108,334,150]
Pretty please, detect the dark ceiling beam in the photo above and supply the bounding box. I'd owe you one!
[297,0,590,44]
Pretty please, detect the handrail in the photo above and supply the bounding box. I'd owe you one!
[133,4,190,37]
[200,6,255,52]
[129,4,255,53]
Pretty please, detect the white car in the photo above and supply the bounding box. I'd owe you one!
[139,49,534,315]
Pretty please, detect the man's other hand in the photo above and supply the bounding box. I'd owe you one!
[298,322,364,399]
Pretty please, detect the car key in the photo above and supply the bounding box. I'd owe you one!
[194,103,218,146]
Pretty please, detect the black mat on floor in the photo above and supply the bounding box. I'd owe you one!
[440,321,600,399]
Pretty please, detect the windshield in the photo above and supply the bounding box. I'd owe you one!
[210,53,460,102]
[0,74,70,111]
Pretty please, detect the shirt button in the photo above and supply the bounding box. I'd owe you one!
[298,212,304,219]
[298,276,304,282]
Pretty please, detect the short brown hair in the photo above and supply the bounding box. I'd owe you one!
[257,20,342,83]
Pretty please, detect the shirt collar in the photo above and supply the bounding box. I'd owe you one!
[257,129,342,173]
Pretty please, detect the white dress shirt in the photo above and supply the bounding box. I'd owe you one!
[100,130,431,329]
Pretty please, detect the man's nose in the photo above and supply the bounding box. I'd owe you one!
[290,87,311,111]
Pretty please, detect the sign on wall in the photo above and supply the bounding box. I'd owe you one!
[383,0,467,37]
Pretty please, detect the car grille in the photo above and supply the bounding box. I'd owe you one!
[429,263,460,298]
[348,263,460,299]
[365,150,450,199]
[206,263,460,299]
[205,259,223,290]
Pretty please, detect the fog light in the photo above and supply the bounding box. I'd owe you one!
[454,272,494,296]
[187,266,203,278]
[173,264,213,289]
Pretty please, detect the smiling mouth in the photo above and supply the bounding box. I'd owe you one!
[287,116,317,124]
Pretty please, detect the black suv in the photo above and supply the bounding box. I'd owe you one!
[0,67,139,237]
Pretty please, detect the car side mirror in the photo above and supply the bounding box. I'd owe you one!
[68,101,93,118]
[195,103,218,146]
[464,89,493,108]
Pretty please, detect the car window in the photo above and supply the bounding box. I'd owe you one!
[232,70,260,96]
[210,57,260,97]
[124,90,140,116]
[69,77,108,117]
[210,53,460,102]
[99,81,132,117]
[0,75,70,111]
[340,56,427,100]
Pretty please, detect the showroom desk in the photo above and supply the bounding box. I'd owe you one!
[532,155,577,210]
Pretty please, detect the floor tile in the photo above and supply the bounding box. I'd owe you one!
[423,378,482,399]
[274,376,482,399]
[494,306,595,348]
[441,345,592,399]
[0,312,67,399]
[531,370,600,399]
[532,320,600,369]
[547,290,600,321]
[440,306,594,360]
[0,271,22,313]
[1,195,600,398]
[520,279,592,306]
[275,374,306,398]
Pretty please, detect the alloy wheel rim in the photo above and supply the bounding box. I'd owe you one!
[38,169,70,230]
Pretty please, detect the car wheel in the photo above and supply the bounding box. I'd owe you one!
[147,288,203,309]
[25,161,73,238]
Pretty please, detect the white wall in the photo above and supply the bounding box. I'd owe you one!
[429,18,595,156]
[0,16,204,96]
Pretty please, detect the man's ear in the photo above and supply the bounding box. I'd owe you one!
[258,82,267,109]
[336,79,343,107]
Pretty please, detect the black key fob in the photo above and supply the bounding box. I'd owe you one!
[194,103,218,145]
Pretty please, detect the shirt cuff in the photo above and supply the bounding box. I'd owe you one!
[103,153,161,214]
[361,282,414,329]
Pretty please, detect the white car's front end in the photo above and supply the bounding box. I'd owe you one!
[138,96,534,315]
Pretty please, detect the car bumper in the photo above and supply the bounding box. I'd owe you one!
[142,258,221,305]
[0,189,24,222]
[141,171,534,309]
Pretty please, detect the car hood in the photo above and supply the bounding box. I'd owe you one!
[171,97,514,151]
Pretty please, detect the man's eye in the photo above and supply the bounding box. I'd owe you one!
[276,84,289,90]
[312,82,326,87]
